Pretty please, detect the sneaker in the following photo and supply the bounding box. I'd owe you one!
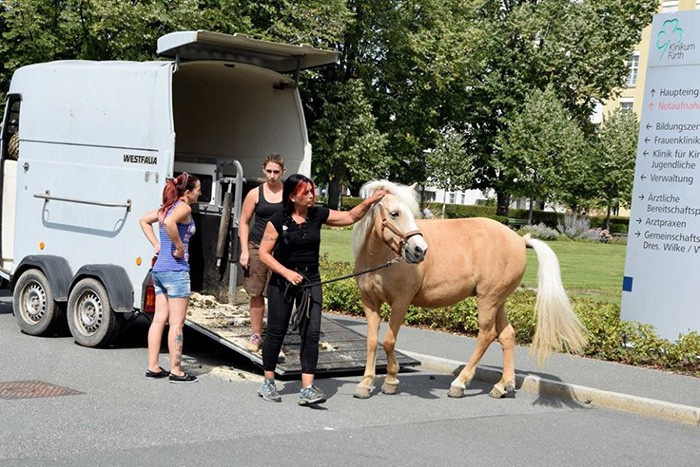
[298,385,326,406]
[258,379,282,402]
[145,367,170,379]
[169,372,198,384]
[245,334,262,353]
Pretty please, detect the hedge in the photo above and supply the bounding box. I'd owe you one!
[338,196,629,233]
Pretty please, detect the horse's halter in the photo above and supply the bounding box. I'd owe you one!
[377,203,423,256]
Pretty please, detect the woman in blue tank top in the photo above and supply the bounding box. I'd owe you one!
[139,172,201,383]
[239,154,285,352]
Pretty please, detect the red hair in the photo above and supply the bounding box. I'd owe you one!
[283,174,316,211]
[158,172,199,223]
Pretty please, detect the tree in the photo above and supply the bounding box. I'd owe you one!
[497,86,588,223]
[594,110,639,229]
[425,127,475,218]
[459,0,657,215]
[309,79,388,208]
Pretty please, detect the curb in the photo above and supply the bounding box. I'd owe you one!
[400,350,700,426]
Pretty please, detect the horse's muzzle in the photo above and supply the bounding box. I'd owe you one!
[403,237,428,263]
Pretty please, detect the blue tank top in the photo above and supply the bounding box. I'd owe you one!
[152,201,196,273]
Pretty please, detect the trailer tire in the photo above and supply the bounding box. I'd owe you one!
[67,278,121,348]
[13,269,64,336]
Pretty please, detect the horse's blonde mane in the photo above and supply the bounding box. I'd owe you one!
[351,180,421,260]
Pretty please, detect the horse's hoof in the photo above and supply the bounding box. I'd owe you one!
[381,382,399,395]
[489,384,514,399]
[354,386,372,399]
[447,385,465,398]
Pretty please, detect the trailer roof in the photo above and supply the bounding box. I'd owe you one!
[157,30,339,73]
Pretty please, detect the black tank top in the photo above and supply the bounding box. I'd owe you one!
[249,184,283,244]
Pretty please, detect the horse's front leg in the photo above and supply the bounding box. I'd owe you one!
[354,296,382,399]
[381,302,409,395]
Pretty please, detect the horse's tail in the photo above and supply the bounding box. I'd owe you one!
[524,235,587,365]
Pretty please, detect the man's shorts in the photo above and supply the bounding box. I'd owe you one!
[152,270,191,299]
[244,242,270,297]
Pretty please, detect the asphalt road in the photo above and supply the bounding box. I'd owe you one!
[0,292,698,466]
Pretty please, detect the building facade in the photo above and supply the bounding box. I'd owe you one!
[601,0,700,119]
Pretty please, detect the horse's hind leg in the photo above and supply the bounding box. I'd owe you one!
[381,302,409,395]
[448,325,496,398]
[448,299,499,398]
[355,296,382,399]
[489,305,516,399]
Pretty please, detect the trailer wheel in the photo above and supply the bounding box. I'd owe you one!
[67,278,121,347]
[13,269,64,336]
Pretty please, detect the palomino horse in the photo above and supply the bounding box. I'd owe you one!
[351,180,587,399]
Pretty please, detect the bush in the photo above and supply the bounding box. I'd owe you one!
[319,256,700,376]
[517,222,560,241]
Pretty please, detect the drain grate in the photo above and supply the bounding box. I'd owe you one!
[0,380,84,400]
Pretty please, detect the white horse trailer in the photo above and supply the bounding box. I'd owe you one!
[0,31,338,348]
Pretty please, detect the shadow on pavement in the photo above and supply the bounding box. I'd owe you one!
[477,364,588,410]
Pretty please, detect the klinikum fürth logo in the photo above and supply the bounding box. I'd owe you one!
[656,18,695,61]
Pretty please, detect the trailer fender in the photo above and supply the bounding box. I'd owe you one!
[72,265,134,313]
[13,256,72,301]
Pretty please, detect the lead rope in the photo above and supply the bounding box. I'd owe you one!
[285,256,403,332]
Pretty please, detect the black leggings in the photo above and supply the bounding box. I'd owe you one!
[262,273,323,374]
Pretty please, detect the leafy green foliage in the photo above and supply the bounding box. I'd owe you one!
[593,110,639,227]
[497,85,591,211]
[308,79,388,207]
[425,126,476,217]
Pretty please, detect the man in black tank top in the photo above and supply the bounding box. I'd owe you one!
[238,155,285,352]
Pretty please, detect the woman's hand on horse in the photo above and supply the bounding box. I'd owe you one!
[368,189,387,204]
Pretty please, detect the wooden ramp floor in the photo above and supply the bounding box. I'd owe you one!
[185,307,419,376]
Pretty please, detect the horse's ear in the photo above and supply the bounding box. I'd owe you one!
[409,182,418,192]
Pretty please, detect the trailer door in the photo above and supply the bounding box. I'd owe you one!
[157,30,339,73]
[0,95,21,275]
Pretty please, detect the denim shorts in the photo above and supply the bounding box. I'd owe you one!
[151,270,191,298]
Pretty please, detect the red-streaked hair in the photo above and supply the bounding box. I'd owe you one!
[283,174,316,211]
[158,172,199,224]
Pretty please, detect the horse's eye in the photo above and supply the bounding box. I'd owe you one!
[390,210,399,218]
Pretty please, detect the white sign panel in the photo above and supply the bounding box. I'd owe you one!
[621,11,700,340]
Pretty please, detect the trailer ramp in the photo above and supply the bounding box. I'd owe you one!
[184,302,419,376]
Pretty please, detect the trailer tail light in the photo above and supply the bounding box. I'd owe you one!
[143,280,156,313]
[142,269,156,314]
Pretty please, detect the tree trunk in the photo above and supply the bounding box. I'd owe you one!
[441,190,447,219]
[528,198,534,225]
[496,190,510,216]
[605,205,612,230]
[328,179,342,210]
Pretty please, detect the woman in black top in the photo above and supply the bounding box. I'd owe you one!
[257,174,386,405]
[239,154,285,352]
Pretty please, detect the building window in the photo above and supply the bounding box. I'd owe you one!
[460,193,466,204]
[448,192,455,204]
[620,99,634,115]
[626,53,639,87]
[423,191,436,202]
[662,1,679,12]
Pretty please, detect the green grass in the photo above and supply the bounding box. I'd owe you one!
[321,228,626,306]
